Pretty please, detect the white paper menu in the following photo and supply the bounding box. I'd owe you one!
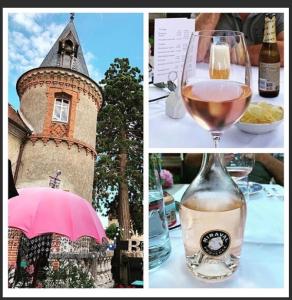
[154,18,195,84]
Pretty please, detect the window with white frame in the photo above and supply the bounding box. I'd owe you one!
[52,95,70,123]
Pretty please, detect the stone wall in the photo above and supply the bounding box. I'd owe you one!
[8,133,22,175]
[19,85,48,134]
[16,140,94,202]
[48,236,114,288]
[91,252,115,288]
[74,93,98,147]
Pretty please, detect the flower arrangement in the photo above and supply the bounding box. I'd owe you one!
[160,169,173,189]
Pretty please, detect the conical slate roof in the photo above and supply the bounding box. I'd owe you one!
[40,16,89,77]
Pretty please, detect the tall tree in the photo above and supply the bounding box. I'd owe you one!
[93,58,143,240]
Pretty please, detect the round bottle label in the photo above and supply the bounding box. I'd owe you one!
[200,230,231,256]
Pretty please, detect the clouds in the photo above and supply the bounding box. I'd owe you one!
[8,12,103,102]
[11,13,42,34]
[84,51,103,83]
[8,13,65,87]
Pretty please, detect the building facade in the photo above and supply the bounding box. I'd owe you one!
[9,15,102,201]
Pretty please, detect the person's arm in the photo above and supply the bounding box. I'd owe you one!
[195,13,221,61]
[247,31,284,66]
[255,154,284,186]
[195,13,221,31]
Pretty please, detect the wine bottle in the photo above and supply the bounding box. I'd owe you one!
[179,153,247,282]
[258,14,280,98]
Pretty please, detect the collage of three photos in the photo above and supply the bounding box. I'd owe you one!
[5,8,287,293]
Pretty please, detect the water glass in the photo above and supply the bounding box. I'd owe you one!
[149,154,171,270]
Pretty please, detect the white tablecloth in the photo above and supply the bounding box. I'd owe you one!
[149,184,284,288]
[149,67,284,148]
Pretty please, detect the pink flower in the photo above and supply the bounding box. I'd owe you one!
[160,169,173,188]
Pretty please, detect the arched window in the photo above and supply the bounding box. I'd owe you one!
[52,93,71,123]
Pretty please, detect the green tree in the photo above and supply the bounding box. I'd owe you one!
[105,223,118,240]
[93,58,143,239]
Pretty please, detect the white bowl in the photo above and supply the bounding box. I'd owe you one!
[236,119,283,134]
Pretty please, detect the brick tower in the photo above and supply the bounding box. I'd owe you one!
[14,14,102,201]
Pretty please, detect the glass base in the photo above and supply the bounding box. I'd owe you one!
[149,239,171,271]
[186,252,239,282]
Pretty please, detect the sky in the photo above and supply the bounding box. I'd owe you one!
[8,13,143,109]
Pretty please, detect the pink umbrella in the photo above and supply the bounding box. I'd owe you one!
[8,187,106,243]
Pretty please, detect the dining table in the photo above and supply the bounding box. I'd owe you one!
[148,66,284,148]
[149,183,285,288]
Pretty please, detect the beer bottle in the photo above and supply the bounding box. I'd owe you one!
[258,14,280,97]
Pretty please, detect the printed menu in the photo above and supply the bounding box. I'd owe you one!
[154,18,195,84]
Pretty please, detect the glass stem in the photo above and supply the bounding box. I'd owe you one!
[211,132,222,148]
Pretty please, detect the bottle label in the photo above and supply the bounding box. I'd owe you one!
[259,62,280,91]
[200,230,230,256]
[165,202,177,227]
[263,15,277,43]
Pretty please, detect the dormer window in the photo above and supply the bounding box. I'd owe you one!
[64,40,74,55]
[52,94,70,123]
[58,38,78,57]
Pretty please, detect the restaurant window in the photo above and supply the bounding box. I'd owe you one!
[52,94,70,123]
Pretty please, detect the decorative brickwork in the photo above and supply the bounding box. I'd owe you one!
[17,68,102,110]
[43,87,79,138]
[50,123,69,138]
[28,134,97,159]
[50,234,61,270]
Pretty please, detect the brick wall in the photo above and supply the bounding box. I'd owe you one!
[50,234,61,269]
[8,229,21,267]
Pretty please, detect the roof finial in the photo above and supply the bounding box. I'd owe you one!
[70,13,75,21]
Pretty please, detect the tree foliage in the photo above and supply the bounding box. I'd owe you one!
[93,58,143,236]
[105,223,118,240]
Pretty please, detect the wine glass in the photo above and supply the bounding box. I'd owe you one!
[181,30,252,148]
[224,153,255,199]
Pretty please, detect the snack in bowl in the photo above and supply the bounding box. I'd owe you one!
[237,102,283,134]
[240,102,283,124]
